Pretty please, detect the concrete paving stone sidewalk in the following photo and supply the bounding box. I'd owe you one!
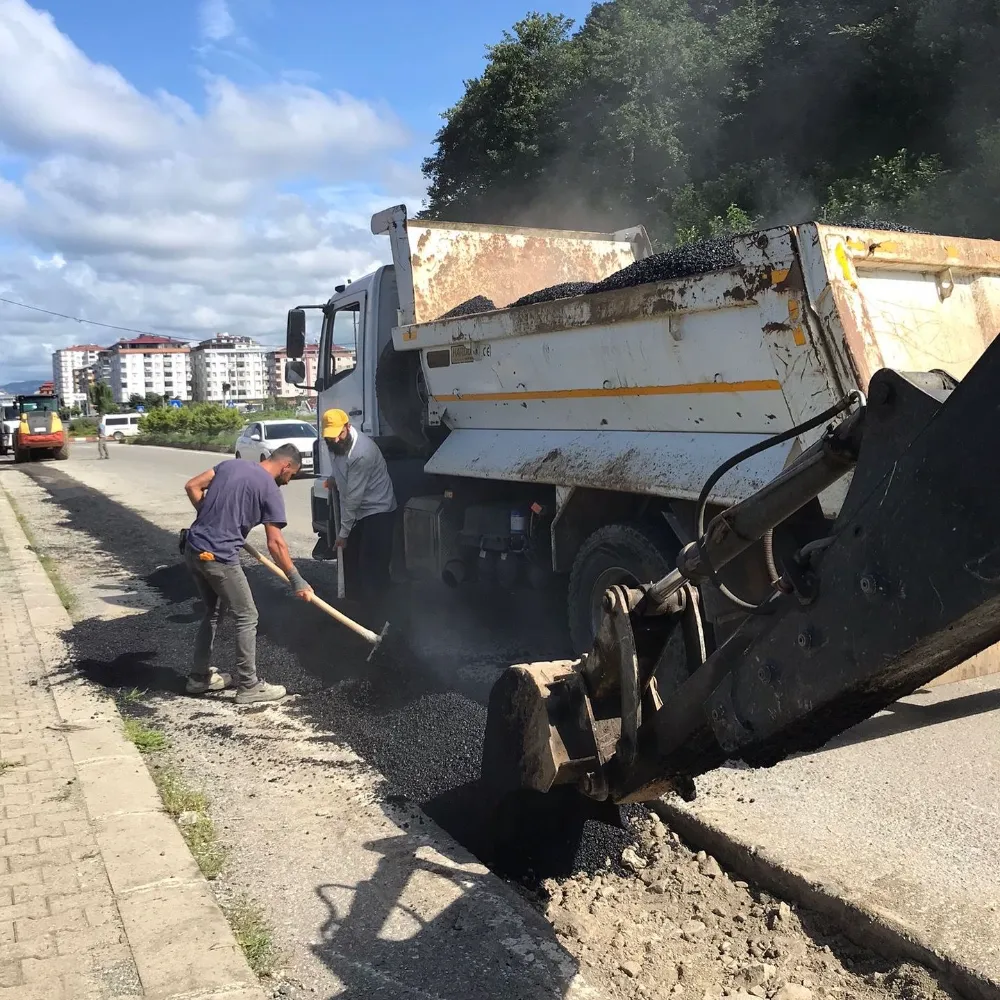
[0,484,266,1000]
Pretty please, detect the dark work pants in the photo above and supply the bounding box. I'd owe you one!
[185,547,259,689]
[343,510,395,606]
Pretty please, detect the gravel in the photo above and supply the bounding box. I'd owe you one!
[540,811,958,1000]
[441,295,496,318]
[511,281,595,307]
[588,237,738,293]
[839,218,922,233]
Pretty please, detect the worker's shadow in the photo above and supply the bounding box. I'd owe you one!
[310,827,589,999]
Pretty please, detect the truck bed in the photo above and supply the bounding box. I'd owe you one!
[392,224,1000,510]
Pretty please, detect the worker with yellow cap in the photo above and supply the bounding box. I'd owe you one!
[321,408,397,604]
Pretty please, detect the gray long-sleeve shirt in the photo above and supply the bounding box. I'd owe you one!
[330,427,397,539]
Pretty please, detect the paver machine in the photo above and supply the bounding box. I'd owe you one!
[481,334,1000,806]
[12,394,69,463]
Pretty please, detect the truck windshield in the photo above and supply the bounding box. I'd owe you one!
[2,406,17,421]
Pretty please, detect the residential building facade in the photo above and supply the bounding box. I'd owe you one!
[52,345,103,407]
[74,350,113,397]
[190,334,268,403]
[108,335,192,403]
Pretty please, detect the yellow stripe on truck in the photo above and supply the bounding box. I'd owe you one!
[433,379,782,403]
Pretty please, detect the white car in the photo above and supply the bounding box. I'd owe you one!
[234,419,316,476]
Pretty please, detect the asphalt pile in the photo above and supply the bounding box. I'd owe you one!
[442,295,497,318]
[841,218,920,233]
[309,681,638,885]
[511,281,596,307]
[588,236,739,294]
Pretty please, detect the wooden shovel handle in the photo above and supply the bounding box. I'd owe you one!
[242,541,378,645]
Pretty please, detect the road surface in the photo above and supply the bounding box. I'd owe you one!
[4,442,998,997]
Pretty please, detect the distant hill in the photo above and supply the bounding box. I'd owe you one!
[0,379,50,395]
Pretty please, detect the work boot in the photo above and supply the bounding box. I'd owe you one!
[235,681,286,705]
[185,671,233,695]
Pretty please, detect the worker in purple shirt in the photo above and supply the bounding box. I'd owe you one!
[182,444,312,704]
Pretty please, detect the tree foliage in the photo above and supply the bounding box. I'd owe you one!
[138,403,244,436]
[88,382,117,415]
[422,0,1000,241]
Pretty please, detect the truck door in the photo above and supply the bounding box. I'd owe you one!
[316,292,366,481]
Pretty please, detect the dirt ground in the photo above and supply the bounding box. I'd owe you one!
[537,811,953,1000]
[2,464,961,1000]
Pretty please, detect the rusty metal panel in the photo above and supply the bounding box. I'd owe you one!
[802,224,1000,388]
[424,428,797,507]
[402,220,642,325]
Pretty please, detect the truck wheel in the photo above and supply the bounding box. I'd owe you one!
[13,446,26,464]
[54,443,69,461]
[567,522,676,655]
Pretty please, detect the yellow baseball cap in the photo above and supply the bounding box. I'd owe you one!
[321,408,350,439]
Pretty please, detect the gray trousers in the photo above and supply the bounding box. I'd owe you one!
[97,438,109,459]
[185,547,258,689]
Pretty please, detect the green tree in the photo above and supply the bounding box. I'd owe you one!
[89,382,117,415]
[420,0,1000,242]
[421,13,583,222]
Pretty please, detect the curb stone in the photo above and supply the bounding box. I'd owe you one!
[0,481,267,1000]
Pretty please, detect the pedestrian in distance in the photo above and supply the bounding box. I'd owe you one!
[97,429,110,460]
[321,408,397,607]
[181,444,313,704]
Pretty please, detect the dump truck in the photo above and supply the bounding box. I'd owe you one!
[12,394,69,462]
[285,207,1000,801]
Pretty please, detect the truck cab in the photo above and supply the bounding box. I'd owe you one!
[284,264,406,544]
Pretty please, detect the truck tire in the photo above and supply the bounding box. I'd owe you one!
[54,442,69,461]
[567,522,676,654]
[13,445,26,464]
[375,340,427,450]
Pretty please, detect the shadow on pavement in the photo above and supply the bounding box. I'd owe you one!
[310,827,591,1000]
[17,463,636,888]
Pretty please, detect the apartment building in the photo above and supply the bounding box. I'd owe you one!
[108,334,192,403]
[190,334,268,403]
[74,350,112,395]
[52,345,104,407]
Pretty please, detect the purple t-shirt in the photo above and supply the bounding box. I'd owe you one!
[186,459,286,565]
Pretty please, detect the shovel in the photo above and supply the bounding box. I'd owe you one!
[242,540,406,669]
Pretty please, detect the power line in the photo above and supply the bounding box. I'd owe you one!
[0,296,159,337]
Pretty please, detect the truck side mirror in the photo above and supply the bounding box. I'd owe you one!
[285,359,306,387]
[286,309,307,358]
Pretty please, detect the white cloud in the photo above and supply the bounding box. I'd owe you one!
[199,0,236,43]
[0,0,427,383]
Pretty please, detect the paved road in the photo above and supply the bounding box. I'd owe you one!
[47,442,573,702]
[8,443,1000,994]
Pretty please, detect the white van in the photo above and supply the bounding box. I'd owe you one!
[99,413,143,441]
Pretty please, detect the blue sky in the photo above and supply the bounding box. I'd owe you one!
[38,0,594,139]
[0,0,595,382]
